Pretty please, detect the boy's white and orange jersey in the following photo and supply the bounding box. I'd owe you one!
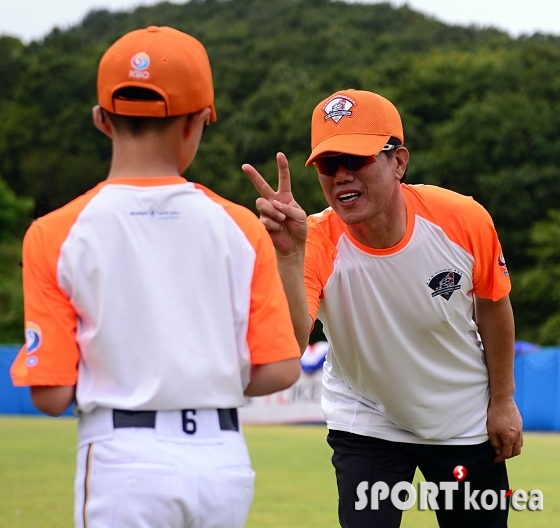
[11,177,300,412]
[305,184,511,445]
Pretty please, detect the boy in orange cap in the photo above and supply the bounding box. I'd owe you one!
[11,26,301,528]
[243,89,522,528]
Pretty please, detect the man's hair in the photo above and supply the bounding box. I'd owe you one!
[381,136,407,183]
[381,137,402,159]
[104,87,183,137]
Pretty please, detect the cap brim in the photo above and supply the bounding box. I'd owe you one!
[305,133,391,166]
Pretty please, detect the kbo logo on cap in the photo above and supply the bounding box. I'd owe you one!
[129,52,150,79]
[323,96,355,124]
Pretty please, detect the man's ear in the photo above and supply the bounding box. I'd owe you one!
[92,105,113,138]
[394,147,409,180]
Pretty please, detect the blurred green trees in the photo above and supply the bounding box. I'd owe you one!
[0,177,32,342]
[1,0,560,343]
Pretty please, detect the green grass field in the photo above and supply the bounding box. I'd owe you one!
[0,416,557,527]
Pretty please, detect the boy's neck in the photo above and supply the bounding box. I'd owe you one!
[106,163,182,180]
[106,130,187,180]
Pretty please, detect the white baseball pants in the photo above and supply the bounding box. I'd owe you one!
[74,408,254,528]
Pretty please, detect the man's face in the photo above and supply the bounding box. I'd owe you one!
[316,150,406,227]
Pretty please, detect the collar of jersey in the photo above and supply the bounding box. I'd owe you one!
[336,187,415,256]
[101,176,188,187]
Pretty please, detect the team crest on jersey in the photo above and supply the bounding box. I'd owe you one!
[427,270,463,301]
[497,252,509,276]
[323,96,355,124]
[498,252,506,267]
[25,322,42,354]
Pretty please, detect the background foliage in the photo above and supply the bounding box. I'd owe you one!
[1,0,560,343]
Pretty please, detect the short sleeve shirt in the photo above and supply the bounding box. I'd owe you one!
[11,177,300,413]
[304,184,510,444]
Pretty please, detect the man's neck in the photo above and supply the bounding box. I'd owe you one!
[346,191,408,249]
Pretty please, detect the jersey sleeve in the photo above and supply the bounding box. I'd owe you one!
[245,221,301,364]
[468,205,511,301]
[304,238,327,322]
[10,220,80,386]
[304,213,339,322]
[407,185,511,302]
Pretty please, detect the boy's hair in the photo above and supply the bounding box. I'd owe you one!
[105,87,182,137]
[97,26,217,122]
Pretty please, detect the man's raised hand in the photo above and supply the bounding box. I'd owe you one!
[242,152,307,255]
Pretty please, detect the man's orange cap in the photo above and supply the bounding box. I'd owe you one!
[97,26,216,121]
[306,89,403,166]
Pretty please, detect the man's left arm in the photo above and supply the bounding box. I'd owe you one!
[475,294,523,463]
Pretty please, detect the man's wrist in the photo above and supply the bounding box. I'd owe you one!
[489,395,515,405]
[276,246,305,265]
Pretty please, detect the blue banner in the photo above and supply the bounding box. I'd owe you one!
[2,342,560,429]
[0,345,74,417]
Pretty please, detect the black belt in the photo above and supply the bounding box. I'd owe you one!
[112,408,239,432]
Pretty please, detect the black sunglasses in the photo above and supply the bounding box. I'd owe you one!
[313,144,398,177]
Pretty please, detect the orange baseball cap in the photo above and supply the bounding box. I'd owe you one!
[305,89,403,166]
[97,26,216,120]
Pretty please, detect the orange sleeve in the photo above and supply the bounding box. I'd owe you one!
[193,184,300,365]
[304,211,340,322]
[408,185,511,301]
[467,206,510,300]
[10,220,80,386]
[245,222,301,364]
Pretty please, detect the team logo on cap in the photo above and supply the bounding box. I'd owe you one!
[131,52,150,70]
[25,322,42,354]
[427,269,463,301]
[323,96,355,124]
[129,52,151,79]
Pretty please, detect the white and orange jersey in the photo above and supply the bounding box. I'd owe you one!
[305,184,511,444]
[11,177,300,413]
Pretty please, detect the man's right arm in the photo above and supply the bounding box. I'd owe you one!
[242,152,312,353]
[275,248,313,353]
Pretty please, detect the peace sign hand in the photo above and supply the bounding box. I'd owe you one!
[242,152,307,256]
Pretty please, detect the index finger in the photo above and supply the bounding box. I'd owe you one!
[242,163,276,200]
[276,152,292,195]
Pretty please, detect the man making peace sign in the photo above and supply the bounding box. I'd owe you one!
[243,89,522,528]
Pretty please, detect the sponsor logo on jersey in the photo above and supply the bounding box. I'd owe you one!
[427,270,463,301]
[129,52,150,79]
[25,322,42,354]
[130,208,181,219]
[323,96,355,124]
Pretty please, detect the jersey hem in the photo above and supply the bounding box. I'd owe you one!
[250,347,301,365]
[326,422,489,446]
[11,376,77,387]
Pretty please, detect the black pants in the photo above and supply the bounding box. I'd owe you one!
[327,430,509,528]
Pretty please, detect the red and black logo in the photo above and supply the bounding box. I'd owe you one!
[427,270,463,301]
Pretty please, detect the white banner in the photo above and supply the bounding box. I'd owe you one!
[239,342,328,424]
